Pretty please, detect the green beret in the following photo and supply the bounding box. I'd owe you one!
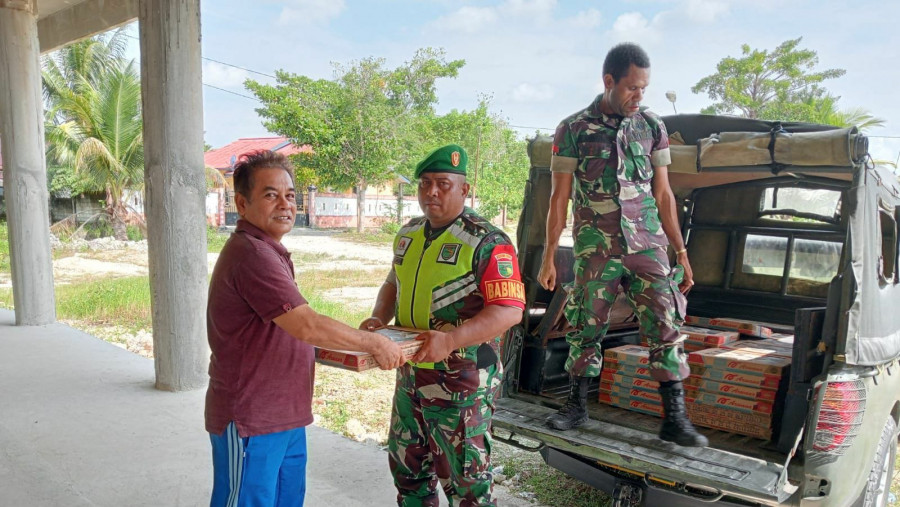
[414,144,468,179]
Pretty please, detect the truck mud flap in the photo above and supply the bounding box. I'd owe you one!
[493,398,797,506]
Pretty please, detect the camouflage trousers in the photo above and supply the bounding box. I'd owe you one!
[564,246,690,382]
[388,362,501,507]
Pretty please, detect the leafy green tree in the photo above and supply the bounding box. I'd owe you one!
[692,38,846,120]
[692,38,884,131]
[42,30,143,240]
[246,48,464,232]
[404,96,528,223]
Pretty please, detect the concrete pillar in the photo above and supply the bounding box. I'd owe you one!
[139,0,208,391]
[0,0,56,326]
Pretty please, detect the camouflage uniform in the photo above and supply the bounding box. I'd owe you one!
[553,94,690,383]
[386,208,525,507]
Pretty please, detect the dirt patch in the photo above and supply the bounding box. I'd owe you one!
[281,231,393,263]
[53,255,148,283]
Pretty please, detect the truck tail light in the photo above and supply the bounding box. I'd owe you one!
[812,379,867,455]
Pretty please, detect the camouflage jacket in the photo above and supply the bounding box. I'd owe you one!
[552,94,672,256]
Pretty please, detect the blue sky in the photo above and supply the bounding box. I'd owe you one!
[125,0,900,164]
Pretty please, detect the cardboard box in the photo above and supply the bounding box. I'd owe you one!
[688,410,772,440]
[689,401,774,427]
[685,316,773,338]
[600,391,772,440]
[600,370,660,392]
[691,391,774,415]
[600,382,666,404]
[603,362,655,380]
[722,339,793,358]
[684,377,777,402]
[688,364,783,390]
[689,347,791,376]
[770,333,795,343]
[315,326,422,372]
[640,325,740,350]
[598,392,664,417]
[604,345,650,367]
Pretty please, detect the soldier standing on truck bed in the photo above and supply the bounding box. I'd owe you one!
[538,43,708,447]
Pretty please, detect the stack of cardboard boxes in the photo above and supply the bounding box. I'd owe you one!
[600,317,793,440]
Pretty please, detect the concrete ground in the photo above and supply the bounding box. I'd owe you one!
[0,309,539,506]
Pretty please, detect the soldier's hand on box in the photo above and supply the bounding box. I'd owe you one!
[372,335,405,370]
[412,330,455,363]
[359,316,384,331]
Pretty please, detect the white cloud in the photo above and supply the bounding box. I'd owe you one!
[570,8,603,29]
[202,61,249,88]
[684,0,730,23]
[511,83,555,102]
[429,0,557,34]
[869,136,900,166]
[278,0,346,25]
[611,12,650,34]
[501,0,556,17]
[433,6,498,34]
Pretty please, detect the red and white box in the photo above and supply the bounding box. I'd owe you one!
[603,345,651,368]
[688,408,772,440]
[689,347,791,376]
[315,326,422,372]
[684,377,777,402]
[600,383,667,404]
[723,339,793,358]
[691,391,774,416]
[688,365,783,390]
[600,370,660,392]
[640,326,739,351]
[598,392,664,417]
[685,316,774,338]
[603,362,655,380]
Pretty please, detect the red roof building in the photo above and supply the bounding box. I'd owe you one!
[204,136,312,172]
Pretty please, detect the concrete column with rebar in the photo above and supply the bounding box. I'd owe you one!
[139,0,208,391]
[0,0,56,326]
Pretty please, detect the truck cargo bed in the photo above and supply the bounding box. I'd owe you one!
[494,395,796,505]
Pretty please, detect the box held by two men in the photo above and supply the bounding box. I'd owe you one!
[315,326,422,372]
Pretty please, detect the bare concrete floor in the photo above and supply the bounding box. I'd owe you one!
[0,309,537,506]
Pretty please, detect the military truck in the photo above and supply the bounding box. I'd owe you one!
[494,114,900,506]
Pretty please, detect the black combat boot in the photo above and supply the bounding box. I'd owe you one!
[546,376,590,430]
[658,382,708,447]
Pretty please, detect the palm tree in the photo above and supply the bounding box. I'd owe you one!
[42,29,143,240]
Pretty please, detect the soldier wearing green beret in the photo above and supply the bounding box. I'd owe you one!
[361,144,526,506]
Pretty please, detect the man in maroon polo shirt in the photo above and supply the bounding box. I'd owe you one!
[206,150,405,507]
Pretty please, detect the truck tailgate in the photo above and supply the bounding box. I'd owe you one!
[493,397,796,505]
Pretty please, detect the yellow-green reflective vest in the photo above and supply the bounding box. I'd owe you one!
[393,217,483,330]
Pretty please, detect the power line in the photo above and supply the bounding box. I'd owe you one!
[202,83,260,102]
[200,56,277,79]
[509,124,554,132]
[122,33,266,102]
[123,33,277,79]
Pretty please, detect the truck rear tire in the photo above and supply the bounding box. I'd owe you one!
[858,416,897,507]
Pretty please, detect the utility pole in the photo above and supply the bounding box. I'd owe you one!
[470,126,481,209]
